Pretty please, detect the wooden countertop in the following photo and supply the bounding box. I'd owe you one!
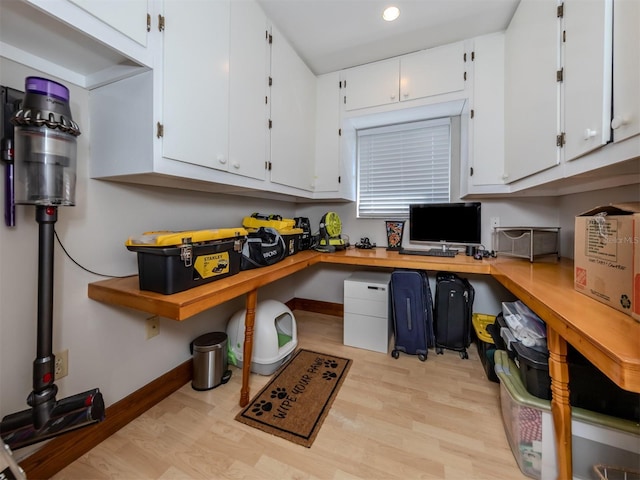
[88,247,640,392]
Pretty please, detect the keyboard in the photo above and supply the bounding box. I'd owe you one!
[399,248,457,258]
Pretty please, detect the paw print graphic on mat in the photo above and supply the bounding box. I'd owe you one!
[251,400,272,416]
[271,387,287,399]
[322,371,337,381]
[324,359,338,369]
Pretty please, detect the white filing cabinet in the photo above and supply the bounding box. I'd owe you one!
[343,271,392,353]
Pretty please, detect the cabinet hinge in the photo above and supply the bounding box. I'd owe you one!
[343,95,347,105]
[146,13,151,32]
[338,128,342,136]
[268,119,272,129]
[470,167,474,176]
[556,132,565,147]
[556,68,564,82]
[471,51,475,61]
[158,14,165,32]
[557,3,564,17]
[267,33,273,44]
[156,122,164,138]
[268,76,273,87]
[470,109,474,119]
[464,52,467,62]
[338,176,341,184]
[265,161,272,171]
[562,30,566,43]
[464,71,467,81]
[265,96,268,104]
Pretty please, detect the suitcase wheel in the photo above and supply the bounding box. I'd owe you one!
[391,349,400,359]
[459,350,469,360]
[418,353,427,362]
[436,347,443,355]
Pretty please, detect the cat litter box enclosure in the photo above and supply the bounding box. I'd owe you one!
[226,299,298,375]
[126,228,247,294]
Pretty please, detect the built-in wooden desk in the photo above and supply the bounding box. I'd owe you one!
[88,247,640,480]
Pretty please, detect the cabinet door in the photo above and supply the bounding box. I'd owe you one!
[314,72,341,193]
[400,42,466,101]
[228,0,269,181]
[612,0,640,143]
[468,33,506,187]
[342,58,400,111]
[269,25,316,191]
[504,0,560,183]
[162,0,230,170]
[68,0,148,46]
[563,0,613,162]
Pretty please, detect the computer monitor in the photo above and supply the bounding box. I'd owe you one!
[409,202,481,247]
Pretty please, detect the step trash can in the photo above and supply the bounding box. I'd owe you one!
[190,332,232,390]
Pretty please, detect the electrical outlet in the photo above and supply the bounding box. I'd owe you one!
[146,316,160,339]
[490,216,500,228]
[54,349,68,379]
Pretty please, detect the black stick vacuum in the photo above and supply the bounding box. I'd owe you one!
[0,77,104,450]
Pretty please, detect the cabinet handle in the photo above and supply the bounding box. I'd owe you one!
[583,128,598,140]
[218,155,227,165]
[390,93,397,100]
[232,162,240,169]
[403,92,409,98]
[611,116,629,130]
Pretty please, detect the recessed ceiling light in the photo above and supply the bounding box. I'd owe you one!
[383,6,400,22]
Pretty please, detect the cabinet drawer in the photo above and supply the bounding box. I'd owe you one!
[344,271,391,301]
[344,297,388,318]
[343,312,391,354]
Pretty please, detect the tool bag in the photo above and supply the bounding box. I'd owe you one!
[240,227,287,270]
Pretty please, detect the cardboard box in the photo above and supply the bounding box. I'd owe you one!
[574,203,640,320]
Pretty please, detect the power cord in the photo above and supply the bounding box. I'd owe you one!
[54,229,134,278]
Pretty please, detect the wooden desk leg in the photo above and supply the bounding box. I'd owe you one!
[239,289,258,408]
[547,328,572,480]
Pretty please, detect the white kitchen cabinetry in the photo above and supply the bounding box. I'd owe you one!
[162,0,230,171]
[343,271,391,354]
[269,25,317,192]
[503,0,561,184]
[342,58,400,111]
[68,0,149,47]
[612,0,640,144]
[562,0,612,162]
[313,72,341,194]
[465,32,508,193]
[0,0,154,88]
[400,42,466,101]
[228,0,270,181]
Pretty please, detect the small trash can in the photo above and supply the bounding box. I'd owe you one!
[190,332,232,391]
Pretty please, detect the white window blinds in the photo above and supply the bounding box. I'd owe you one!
[357,118,451,218]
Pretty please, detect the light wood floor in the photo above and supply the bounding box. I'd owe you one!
[53,311,528,480]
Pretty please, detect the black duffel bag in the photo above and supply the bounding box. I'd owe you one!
[240,227,287,270]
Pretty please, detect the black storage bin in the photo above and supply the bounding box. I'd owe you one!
[508,330,640,422]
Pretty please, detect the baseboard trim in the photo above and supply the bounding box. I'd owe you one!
[20,298,342,478]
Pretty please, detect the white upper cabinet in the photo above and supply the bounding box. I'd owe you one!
[269,24,317,192]
[612,0,640,144]
[162,0,230,171]
[313,72,342,195]
[504,0,560,184]
[466,32,507,191]
[562,0,613,162]
[228,0,270,181]
[0,0,154,88]
[342,58,400,111]
[68,0,149,47]
[400,42,466,101]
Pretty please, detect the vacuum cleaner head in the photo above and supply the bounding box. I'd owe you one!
[1,388,104,450]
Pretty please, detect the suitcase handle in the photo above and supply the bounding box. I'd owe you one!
[406,298,412,331]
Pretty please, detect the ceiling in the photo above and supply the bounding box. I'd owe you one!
[256,0,521,75]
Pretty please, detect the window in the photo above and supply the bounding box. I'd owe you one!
[356,118,451,218]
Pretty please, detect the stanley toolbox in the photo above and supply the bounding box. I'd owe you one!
[242,213,303,256]
[126,228,247,294]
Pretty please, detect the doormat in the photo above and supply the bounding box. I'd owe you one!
[235,349,352,448]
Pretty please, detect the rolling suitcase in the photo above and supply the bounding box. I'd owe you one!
[390,269,435,361]
[434,271,474,359]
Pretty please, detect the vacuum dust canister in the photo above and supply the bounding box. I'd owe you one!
[12,77,80,206]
